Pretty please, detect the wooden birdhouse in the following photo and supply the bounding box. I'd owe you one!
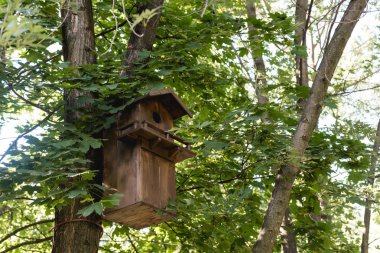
[103,88,195,229]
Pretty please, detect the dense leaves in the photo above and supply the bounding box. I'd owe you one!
[1,0,380,252]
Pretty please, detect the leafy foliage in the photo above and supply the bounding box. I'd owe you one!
[0,0,379,252]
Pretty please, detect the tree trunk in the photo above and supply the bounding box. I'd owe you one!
[246,2,298,252]
[280,209,298,253]
[361,119,380,253]
[52,0,103,252]
[295,0,309,88]
[245,0,269,104]
[252,1,368,252]
[121,0,164,75]
[278,1,311,251]
[295,0,310,110]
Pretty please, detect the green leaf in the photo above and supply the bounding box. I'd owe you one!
[102,193,123,208]
[83,137,102,149]
[200,121,212,128]
[186,42,202,49]
[204,140,228,150]
[66,189,87,199]
[52,140,76,148]
[324,97,338,109]
[77,203,97,217]
[295,85,310,98]
[239,48,249,57]
[106,84,118,90]
[292,45,307,57]
[93,202,103,215]
[78,142,90,153]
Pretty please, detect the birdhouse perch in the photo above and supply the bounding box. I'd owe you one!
[103,88,195,229]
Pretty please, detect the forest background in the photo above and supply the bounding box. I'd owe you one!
[1,0,380,252]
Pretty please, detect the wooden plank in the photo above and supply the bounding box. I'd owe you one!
[130,88,192,119]
[104,125,141,210]
[140,150,162,207]
[138,149,176,208]
[118,123,195,163]
[159,158,176,208]
[104,202,176,229]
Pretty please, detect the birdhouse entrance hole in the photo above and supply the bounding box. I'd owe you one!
[152,111,161,123]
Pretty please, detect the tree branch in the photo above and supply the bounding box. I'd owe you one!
[178,175,266,193]
[332,84,380,96]
[303,0,314,45]
[0,219,54,245]
[8,83,51,114]
[253,0,368,251]
[0,236,52,253]
[96,19,129,38]
[0,105,60,163]
[126,233,139,253]
[95,4,137,38]
[322,1,342,57]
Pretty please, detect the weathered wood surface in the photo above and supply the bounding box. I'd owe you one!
[103,137,177,228]
[105,202,176,229]
[118,101,174,131]
[103,90,194,228]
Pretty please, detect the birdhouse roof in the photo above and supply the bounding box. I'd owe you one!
[131,88,192,119]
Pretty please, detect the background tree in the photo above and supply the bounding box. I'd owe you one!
[361,119,380,253]
[253,0,368,252]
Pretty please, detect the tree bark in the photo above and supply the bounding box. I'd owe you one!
[121,0,164,75]
[295,0,310,110]
[295,0,309,88]
[361,119,380,253]
[278,1,311,251]
[280,209,298,253]
[245,0,269,104]
[252,0,368,252]
[52,1,103,252]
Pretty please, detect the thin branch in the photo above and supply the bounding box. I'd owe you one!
[126,233,139,253]
[0,236,52,253]
[200,0,209,17]
[230,45,256,86]
[369,236,380,245]
[178,175,266,193]
[0,219,54,245]
[95,4,137,38]
[96,19,129,38]
[98,246,114,252]
[303,0,314,46]
[24,216,49,239]
[14,53,61,79]
[331,84,380,96]
[307,0,347,29]
[164,222,186,246]
[0,105,61,163]
[323,0,342,53]
[8,84,51,113]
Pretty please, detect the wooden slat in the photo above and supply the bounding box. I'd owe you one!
[104,202,176,229]
[130,88,192,119]
[117,121,195,162]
